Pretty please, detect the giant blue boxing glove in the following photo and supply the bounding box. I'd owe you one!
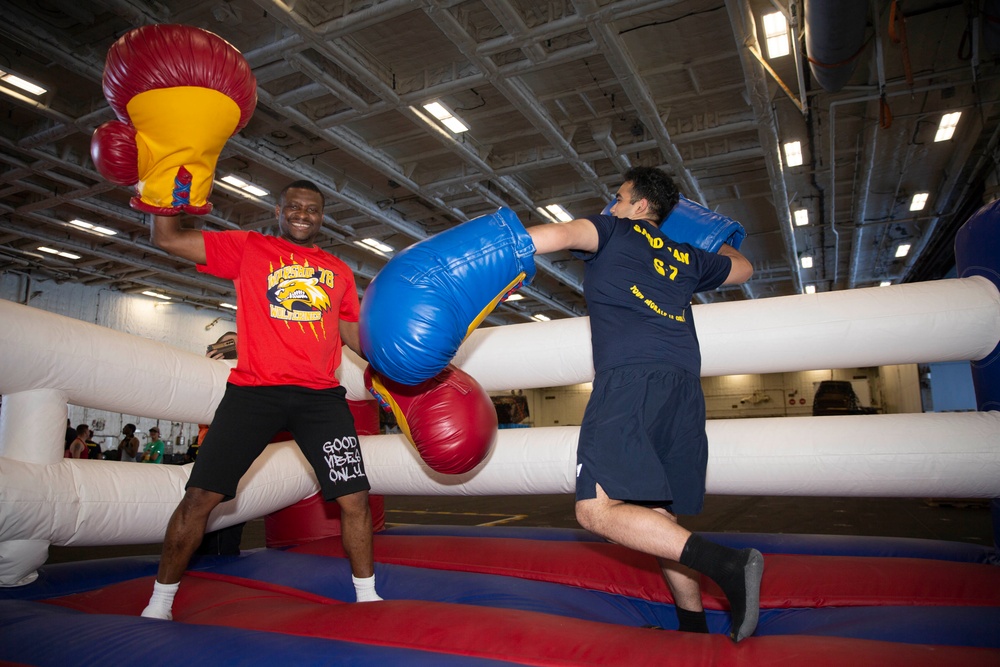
[360,207,536,386]
[602,195,746,252]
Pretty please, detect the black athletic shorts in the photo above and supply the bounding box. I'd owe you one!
[575,363,708,515]
[188,383,370,502]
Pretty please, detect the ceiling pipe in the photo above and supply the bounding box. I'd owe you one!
[0,209,234,297]
[591,120,633,174]
[572,0,706,204]
[422,2,609,196]
[828,75,999,288]
[804,0,870,93]
[726,0,804,295]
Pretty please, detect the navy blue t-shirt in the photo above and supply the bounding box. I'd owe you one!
[572,215,732,376]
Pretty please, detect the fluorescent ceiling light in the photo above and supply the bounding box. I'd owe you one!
[422,101,468,133]
[544,204,574,222]
[69,218,117,236]
[535,207,558,223]
[879,281,892,287]
[934,111,961,142]
[800,255,813,269]
[440,116,469,133]
[0,68,47,95]
[504,293,524,301]
[783,141,803,167]
[37,246,80,260]
[531,313,551,322]
[142,290,171,300]
[909,192,928,211]
[793,209,809,226]
[353,240,389,258]
[895,243,911,258]
[220,302,237,310]
[243,184,268,197]
[220,174,269,198]
[361,238,394,253]
[762,12,790,58]
[804,285,816,294]
[423,102,450,120]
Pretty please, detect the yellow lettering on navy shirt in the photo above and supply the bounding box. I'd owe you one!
[629,285,686,321]
[632,223,664,248]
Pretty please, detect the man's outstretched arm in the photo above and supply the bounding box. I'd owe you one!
[527,218,599,255]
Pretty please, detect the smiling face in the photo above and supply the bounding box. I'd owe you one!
[276,188,324,246]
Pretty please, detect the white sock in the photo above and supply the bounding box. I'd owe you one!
[352,574,382,602]
[140,580,179,620]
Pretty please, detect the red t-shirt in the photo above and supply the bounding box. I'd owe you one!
[198,231,359,390]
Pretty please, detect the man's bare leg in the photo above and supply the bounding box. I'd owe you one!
[141,487,224,619]
[653,509,710,633]
[576,484,762,641]
[337,490,381,601]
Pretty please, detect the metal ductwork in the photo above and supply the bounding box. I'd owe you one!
[804,0,870,92]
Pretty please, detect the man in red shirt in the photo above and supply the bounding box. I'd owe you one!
[141,180,380,620]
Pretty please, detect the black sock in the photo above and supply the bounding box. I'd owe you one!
[676,606,709,633]
[679,534,764,642]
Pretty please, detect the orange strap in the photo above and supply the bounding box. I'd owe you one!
[889,0,914,86]
[879,95,893,129]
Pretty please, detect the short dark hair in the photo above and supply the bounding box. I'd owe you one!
[76,424,89,435]
[279,180,324,207]
[622,167,679,221]
[216,331,237,343]
[124,423,136,433]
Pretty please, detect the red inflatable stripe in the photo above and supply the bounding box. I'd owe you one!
[44,575,1000,667]
[290,534,1000,609]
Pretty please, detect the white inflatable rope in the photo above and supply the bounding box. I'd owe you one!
[1,276,999,585]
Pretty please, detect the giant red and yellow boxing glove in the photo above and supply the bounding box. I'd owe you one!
[365,364,497,475]
[90,24,257,215]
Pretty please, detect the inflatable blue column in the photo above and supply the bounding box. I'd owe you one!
[953,198,1000,555]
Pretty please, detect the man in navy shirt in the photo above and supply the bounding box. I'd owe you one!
[527,167,762,642]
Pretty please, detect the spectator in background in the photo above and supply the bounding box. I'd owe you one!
[143,427,165,464]
[206,330,237,361]
[119,423,140,462]
[65,424,88,459]
[64,418,76,452]
[85,427,103,460]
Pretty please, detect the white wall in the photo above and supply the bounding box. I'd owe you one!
[522,366,919,427]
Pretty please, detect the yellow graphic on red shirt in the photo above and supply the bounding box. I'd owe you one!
[266,256,334,339]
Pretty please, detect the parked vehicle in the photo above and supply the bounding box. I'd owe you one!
[812,380,878,416]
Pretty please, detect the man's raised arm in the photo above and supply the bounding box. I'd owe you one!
[151,214,207,265]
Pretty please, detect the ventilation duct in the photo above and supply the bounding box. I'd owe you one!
[804,0,870,92]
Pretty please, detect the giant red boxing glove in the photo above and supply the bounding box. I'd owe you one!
[91,24,257,215]
[365,364,497,475]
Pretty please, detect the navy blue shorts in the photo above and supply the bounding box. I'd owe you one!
[189,383,370,502]
[576,363,708,515]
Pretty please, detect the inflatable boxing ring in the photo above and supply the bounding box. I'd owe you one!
[2,202,1000,664]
